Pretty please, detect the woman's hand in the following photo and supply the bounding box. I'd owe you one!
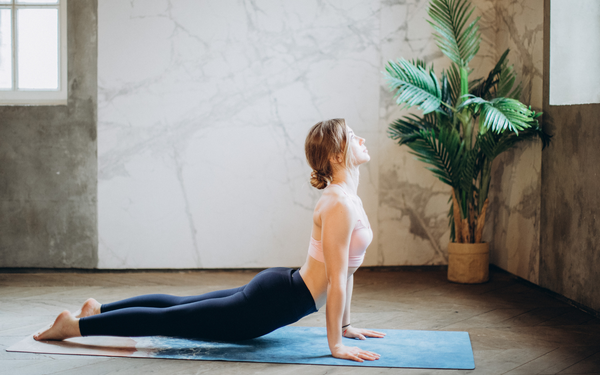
[343,326,386,340]
[331,344,381,362]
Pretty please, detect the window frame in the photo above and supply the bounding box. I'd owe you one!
[0,0,67,106]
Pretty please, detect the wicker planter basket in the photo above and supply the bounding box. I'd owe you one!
[447,242,489,284]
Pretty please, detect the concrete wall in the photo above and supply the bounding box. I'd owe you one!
[486,0,544,285]
[0,1,98,268]
[539,0,600,312]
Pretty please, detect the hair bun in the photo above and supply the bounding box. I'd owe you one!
[310,170,328,190]
[305,118,346,190]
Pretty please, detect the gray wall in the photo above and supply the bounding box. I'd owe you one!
[485,0,544,285]
[539,0,600,312]
[0,1,98,268]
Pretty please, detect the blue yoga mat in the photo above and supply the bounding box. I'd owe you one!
[8,326,475,369]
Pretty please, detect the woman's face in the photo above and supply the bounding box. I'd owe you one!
[347,125,370,166]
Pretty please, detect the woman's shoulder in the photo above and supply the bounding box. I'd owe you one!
[317,186,354,216]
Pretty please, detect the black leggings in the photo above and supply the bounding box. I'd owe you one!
[79,268,318,341]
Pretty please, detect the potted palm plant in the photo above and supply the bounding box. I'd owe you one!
[384,0,550,283]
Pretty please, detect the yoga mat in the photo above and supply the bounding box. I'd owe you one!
[7,326,475,369]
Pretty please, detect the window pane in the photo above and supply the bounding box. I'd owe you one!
[17,8,58,90]
[17,1,59,4]
[0,9,11,89]
[550,0,600,105]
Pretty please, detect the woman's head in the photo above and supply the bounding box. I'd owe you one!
[304,118,369,189]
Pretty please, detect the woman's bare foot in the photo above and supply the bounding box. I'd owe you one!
[74,298,101,319]
[34,310,81,341]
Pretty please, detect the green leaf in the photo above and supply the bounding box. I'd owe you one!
[384,59,442,114]
[406,127,465,188]
[427,0,482,66]
[460,96,537,133]
[440,71,454,118]
[388,114,433,146]
[448,197,456,242]
[478,114,551,159]
[445,62,462,106]
[459,146,479,192]
[409,58,429,71]
[471,48,510,100]
[497,61,522,99]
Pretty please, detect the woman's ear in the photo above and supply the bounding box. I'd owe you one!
[329,153,343,165]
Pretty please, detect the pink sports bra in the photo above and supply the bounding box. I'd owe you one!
[307,184,373,267]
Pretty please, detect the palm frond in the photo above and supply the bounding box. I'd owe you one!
[448,197,456,242]
[459,146,479,192]
[479,131,498,160]
[388,114,437,146]
[445,62,462,105]
[406,127,464,188]
[384,59,442,114]
[471,48,510,100]
[479,114,550,159]
[459,96,537,133]
[424,111,446,128]
[409,58,429,70]
[468,77,484,93]
[427,0,481,66]
[497,61,522,99]
[440,71,455,117]
[536,118,552,150]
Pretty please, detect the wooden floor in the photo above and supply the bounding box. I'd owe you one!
[1,267,599,374]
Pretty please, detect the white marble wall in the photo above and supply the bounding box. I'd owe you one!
[98,0,543,270]
[377,0,450,266]
[98,0,381,268]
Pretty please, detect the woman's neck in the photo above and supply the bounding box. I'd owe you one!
[330,167,360,195]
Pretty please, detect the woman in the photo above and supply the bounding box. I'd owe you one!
[34,118,385,363]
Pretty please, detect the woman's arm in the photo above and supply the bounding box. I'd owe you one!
[321,198,380,362]
[342,274,353,328]
[341,273,387,341]
[321,199,352,354]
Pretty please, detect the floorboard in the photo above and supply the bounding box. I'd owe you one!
[1,267,599,374]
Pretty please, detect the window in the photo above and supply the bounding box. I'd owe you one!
[550,0,600,105]
[0,0,67,105]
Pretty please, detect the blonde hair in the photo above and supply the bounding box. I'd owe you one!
[304,118,354,189]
